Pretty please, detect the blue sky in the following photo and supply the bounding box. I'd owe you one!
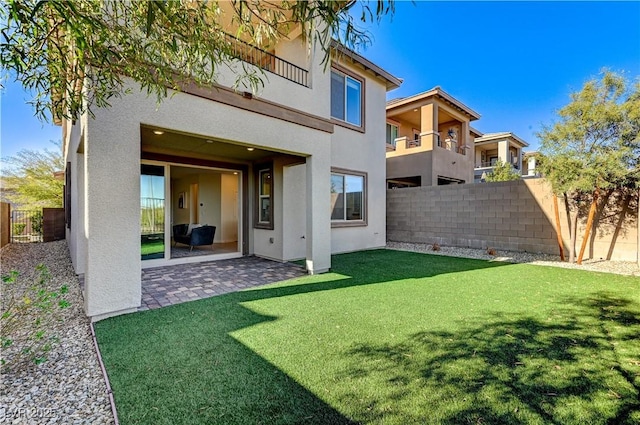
[362,1,640,150]
[1,1,639,158]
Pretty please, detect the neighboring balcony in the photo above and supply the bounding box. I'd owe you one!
[473,132,529,182]
[225,34,309,87]
[386,134,471,156]
[474,158,521,183]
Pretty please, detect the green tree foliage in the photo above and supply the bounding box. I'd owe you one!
[2,140,64,208]
[537,70,640,263]
[1,0,395,122]
[538,71,639,193]
[484,160,521,182]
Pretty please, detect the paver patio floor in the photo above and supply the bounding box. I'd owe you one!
[140,256,306,310]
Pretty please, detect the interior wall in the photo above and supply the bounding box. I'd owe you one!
[171,169,239,244]
[197,173,222,241]
[171,174,193,226]
[220,173,239,243]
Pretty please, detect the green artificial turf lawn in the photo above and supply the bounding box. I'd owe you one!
[94,250,640,425]
[141,240,164,255]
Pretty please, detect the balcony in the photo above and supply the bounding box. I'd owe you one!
[386,133,471,156]
[225,34,309,87]
[474,159,520,170]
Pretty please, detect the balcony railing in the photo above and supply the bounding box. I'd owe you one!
[225,34,309,87]
[387,133,469,156]
[474,161,521,170]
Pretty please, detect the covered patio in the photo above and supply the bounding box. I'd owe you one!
[140,256,306,311]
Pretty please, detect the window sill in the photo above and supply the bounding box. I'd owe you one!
[331,118,365,133]
[331,220,367,228]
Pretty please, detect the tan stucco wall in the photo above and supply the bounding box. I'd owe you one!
[387,98,476,186]
[387,151,434,186]
[387,179,638,261]
[282,163,307,261]
[329,59,388,254]
[431,147,474,184]
[63,33,392,319]
[64,119,87,276]
[214,34,329,118]
[68,76,334,319]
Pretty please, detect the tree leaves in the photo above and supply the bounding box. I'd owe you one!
[538,70,640,194]
[484,160,521,182]
[2,140,64,209]
[1,0,395,123]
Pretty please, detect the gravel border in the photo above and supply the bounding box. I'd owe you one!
[387,241,640,276]
[0,241,115,424]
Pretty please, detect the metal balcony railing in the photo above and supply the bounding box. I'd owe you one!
[225,34,309,87]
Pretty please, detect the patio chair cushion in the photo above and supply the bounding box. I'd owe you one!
[173,224,216,249]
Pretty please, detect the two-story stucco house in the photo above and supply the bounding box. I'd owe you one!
[385,87,481,188]
[61,17,401,320]
[473,132,529,183]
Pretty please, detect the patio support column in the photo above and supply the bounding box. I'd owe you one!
[420,102,438,150]
[517,147,523,174]
[84,112,141,321]
[498,140,509,164]
[460,121,469,153]
[305,154,331,274]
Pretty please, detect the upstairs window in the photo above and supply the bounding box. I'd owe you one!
[331,69,362,127]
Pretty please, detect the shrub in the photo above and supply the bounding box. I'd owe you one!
[12,222,26,236]
[485,160,521,182]
[1,264,69,371]
[30,210,43,235]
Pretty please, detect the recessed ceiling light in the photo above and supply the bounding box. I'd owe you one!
[247,147,255,151]
[205,140,214,144]
[153,130,164,135]
[233,172,238,175]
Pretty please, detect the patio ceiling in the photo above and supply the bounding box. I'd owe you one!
[389,107,459,129]
[141,125,279,162]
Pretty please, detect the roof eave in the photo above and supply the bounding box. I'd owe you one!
[386,87,481,121]
[331,41,402,91]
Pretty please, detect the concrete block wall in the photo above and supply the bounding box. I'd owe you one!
[387,179,638,262]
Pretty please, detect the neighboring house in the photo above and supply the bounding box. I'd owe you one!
[474,132,529,183]
[385,87,481,188]
[522,151,541,177]
[61,18,401,320]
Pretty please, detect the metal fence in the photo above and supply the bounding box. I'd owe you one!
[225,33,309,87]
[11,210,43,243]
[141,197,165,235]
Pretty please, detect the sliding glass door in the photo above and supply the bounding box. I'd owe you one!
[141,164,165,260]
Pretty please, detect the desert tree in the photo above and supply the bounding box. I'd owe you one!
[1,140,64,209]
[538,70,640,264]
